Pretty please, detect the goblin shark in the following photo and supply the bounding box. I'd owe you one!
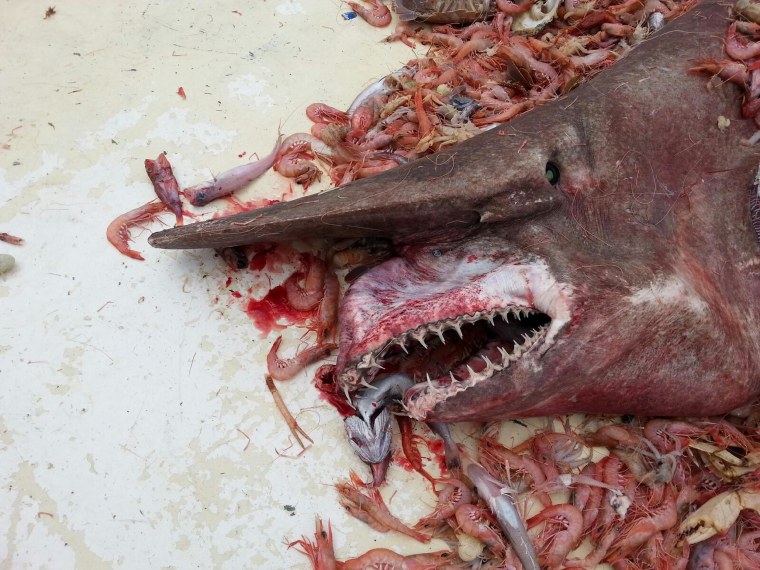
[150,0,760,423]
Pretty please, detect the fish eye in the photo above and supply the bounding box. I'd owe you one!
[196,192,206,202]
[545,162,560,185]
[432,249,443,257]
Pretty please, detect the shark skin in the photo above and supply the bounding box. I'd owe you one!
[150,0,760,422]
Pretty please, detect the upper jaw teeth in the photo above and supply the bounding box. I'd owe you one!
[343,305,548,388]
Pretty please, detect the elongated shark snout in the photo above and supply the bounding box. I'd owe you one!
[148,121,565,249]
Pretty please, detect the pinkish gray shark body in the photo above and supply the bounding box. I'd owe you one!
[150,0,760,423]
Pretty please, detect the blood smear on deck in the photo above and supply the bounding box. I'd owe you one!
[245,285,314,337]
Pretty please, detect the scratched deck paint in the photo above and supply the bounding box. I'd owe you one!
[0,2,600,568]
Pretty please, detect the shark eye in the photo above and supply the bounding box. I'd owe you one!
[545,162,560,185]
[432,249,443,257]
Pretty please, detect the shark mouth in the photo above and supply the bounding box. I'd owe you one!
[356,307,551,419]
[336,257,573,420]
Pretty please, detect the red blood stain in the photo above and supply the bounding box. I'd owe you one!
[249,249,272,271]
[393,450,415,473]
[225,277,233,288]
[230,291,242,298]
[177,86,186,99]
[245,285,314,337]
[427,439,448,474]
[238,150,247,158]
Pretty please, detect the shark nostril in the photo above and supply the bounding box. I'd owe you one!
[545,162,560,185]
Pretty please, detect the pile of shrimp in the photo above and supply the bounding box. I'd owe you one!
[292,413,760,569]
[274,0,696,188]
[690,0,760,144]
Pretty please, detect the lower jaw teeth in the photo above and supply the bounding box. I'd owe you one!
[349,323,549,393]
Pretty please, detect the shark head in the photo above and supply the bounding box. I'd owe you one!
[150,0,760,421]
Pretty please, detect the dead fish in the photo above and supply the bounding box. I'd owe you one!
[149,1,760,423]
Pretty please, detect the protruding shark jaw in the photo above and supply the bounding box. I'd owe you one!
[336,251,573,420]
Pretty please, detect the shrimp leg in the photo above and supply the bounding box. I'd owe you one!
[265,375,313,450]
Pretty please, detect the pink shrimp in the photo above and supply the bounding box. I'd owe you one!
[306,103,350,125]
[527,504,584,569]
[338,548,459,570]
[452,39,495,63]
[316,269,340,344]
[607,0,646,13]
[454,504,506,554]
[274,151,322,189]
[564,526,620,568]
[589,456,636,542]
[585,423,644,449]
[698,418,757,452]
[414,479,472,531]
[284,257,327,311]
[414,89,433,138]
[144,153,183,225]
[384,20,417,48]
[472,100,533,127]
[520,430,589,471]
[496,0,533,14]
[184,134,283,207]
[416,30,464,50]
[349,97,382,137]
[266,336,336,381]
[573,463,605,532]
[643,419,703,453]
[569,49,613,68]
[604,488,678,563]
[478,425,552,506]
[288,517,337,570]
[354,159,399,179]
[727,22,760,61]
[600,22,635,36]
[347,0,392,28]
[335,472,431,543]
[106,201,167,261]
[737,21,760,36]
